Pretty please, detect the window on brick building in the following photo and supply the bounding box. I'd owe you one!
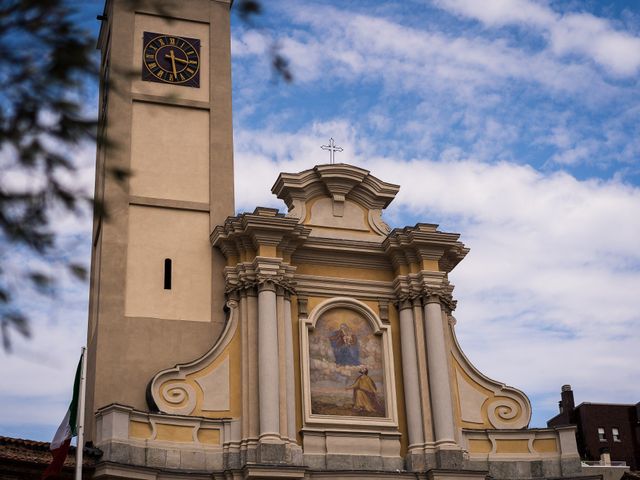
[612,428,620,442]
[598,427,606,441]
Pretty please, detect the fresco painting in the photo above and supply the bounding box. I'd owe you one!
[309,307,386,417]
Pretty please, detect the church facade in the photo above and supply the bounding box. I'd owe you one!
[86,1,586,479]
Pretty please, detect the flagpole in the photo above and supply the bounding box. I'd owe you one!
[75,347,87,480]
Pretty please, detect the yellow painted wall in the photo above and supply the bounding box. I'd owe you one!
[197,428,221,445]
[468,438,493,454]
[295,264,394,282]
[155,424,194,443]
[533,438,558,453]
[495,439,530,454]
[129,420,153,440]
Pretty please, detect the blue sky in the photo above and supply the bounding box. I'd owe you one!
[1,0,639,442]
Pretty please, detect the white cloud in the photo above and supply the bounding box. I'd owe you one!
[234,3,615,100]
[435,0,640,76]
[435,0,554,26]
[232,3,638,170]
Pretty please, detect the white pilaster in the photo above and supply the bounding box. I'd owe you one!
[283,294,297,443]
[240,292,249,440]
[276,288,288,439]
[423,295,457,447]
[247,291,259,442]
[258,282,280,442]
[398,301,425,450]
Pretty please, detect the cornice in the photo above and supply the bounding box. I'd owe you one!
[272,163,400,213]
[383,223,469,273]
[294,274,394,300]
[222,257,298,295]
[392,271,457,311]
[211,207,311,258]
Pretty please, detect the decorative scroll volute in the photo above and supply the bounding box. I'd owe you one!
[147,300,239,417]
[449,316,532,430]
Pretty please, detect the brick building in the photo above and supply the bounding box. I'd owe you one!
[547,385,640,470]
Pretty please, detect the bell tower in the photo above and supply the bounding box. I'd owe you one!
[85,0,234,441]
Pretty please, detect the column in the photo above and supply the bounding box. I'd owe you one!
[247,290,259,443]
[413,297,434,445]
[283,293,297,443]
[239,291,249,440]
[276,287,288,438]
[398,300,425,450]
[258,282,280,442]
[423,295,456,447]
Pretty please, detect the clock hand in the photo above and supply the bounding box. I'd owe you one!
[169,56,191,65]
[169,49,178,78]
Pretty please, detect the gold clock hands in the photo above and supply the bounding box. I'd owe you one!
[169,50,178,78]
[172,56,190,65]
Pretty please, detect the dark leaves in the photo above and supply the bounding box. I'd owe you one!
[69,264,88,281]
[108,166,132,183]
[0,0,97,352]
[1,313,31,353]
[237,0,262,21]
[272,49,293,83]
[234,1,294,83]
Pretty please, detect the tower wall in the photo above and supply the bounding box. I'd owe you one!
[86,0,234,442]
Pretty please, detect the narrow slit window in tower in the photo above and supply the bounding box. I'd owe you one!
[164,259,172,290]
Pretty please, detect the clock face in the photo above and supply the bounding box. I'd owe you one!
[142,32,200,87]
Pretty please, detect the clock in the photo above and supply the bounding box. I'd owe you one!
[142,32,200,87]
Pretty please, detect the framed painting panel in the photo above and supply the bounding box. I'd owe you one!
[300,297,398,428]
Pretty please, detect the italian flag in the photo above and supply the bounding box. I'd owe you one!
[42,353,83,479]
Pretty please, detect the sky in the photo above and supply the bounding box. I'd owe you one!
[1,0,639,442]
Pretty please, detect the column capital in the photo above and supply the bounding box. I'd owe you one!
[418,285,456,312]
[397,298,413,311]
[258,280,277,293]
[393,271,457,311]
[424,293,441,305]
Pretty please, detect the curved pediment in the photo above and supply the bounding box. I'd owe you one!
[271,164,400,239]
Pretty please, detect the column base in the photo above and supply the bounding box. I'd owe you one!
[256,440,304,465]
[405,450,437,471]
[435,448,464,470]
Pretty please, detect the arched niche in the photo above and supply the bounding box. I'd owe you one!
[300,297,398,428]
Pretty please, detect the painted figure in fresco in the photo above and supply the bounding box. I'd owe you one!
[346,367,384,416]
[329,323,360,365]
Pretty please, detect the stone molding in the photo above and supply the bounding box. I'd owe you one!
[93,403,240,474]
[393,272,457,312]
[461,425,580,462]
[147,300,239,416]
[222,257,298,296]
[210,207,311,259]
[295,274,394,300]
[384,224,469,275]
[272,164,399,224]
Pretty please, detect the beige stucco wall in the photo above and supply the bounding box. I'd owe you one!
[125,205,211,321]
[130,102,210,203]
[86,0,234,444]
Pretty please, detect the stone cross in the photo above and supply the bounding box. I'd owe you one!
[321,138,343,165]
